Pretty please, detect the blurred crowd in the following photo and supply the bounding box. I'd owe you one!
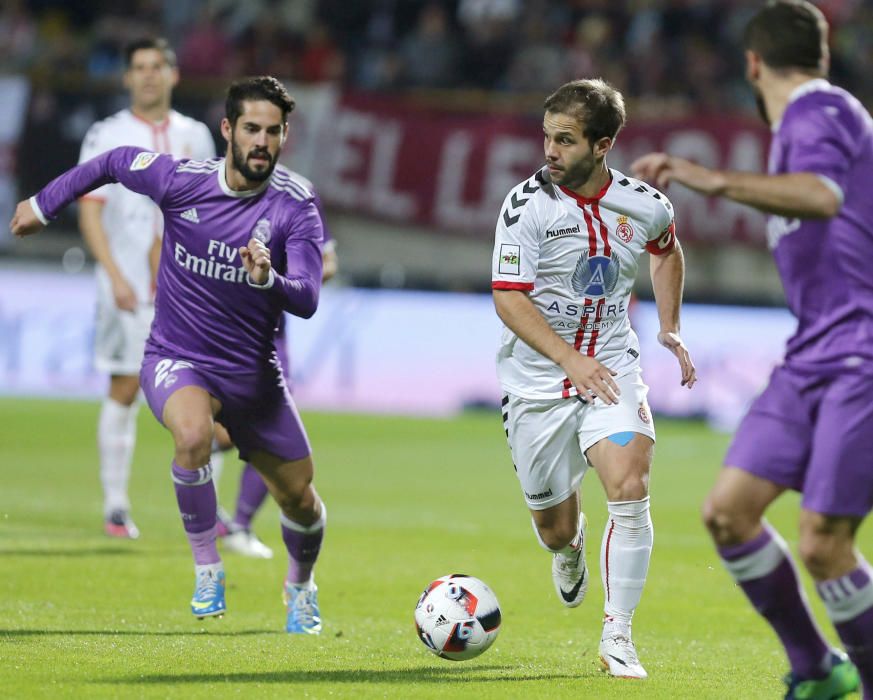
[2,0,872,112]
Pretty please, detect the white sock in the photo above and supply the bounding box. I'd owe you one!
[600,497,653,625]
[531,513,583,557]
[98,398,138,516]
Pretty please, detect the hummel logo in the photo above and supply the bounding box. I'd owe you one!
[181,208,200,223]
[559,566,587,603]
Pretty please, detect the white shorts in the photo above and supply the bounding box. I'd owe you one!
[93,301,154,375]
[502,370,656,511]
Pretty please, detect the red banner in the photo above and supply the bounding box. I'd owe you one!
[291,90,771,247]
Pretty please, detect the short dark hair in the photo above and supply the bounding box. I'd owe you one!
[124,37,177,69]
[743,0,828,73]
[225,76,295,127]
[543,79,626,146]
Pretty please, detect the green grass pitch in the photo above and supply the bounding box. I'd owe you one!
[1,399,868,699]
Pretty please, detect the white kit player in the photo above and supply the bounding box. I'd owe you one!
[78,38,215,538]
[491,79,697,678]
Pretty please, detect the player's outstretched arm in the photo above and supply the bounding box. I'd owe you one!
[27,147,174,228]
[649,242,696,388]
[631,153,840,219]
[10,198,45,238]
[493,289,620,404]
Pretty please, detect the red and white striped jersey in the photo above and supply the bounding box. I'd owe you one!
[491,166,676,400]
[79,109,215,304]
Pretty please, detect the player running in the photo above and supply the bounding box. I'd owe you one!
[11,76,327,635]
[492,78,696,679]
[633,2,870,697]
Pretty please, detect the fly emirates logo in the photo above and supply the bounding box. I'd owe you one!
[173,239,249,283]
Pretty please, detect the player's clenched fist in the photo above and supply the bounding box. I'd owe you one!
[240,238,272,285]
[9,199,44,238]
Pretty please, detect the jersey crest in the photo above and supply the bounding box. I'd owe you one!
[571,250,621,299]
[252,218,272,244]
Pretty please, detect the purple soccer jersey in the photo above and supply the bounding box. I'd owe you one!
[726,80,873,516]
[766,79,873,372]
[273,173,333,385]
[33,146,324,374]
[32,146,323,460]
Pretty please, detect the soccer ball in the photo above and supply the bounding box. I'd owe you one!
[414,574,501,661]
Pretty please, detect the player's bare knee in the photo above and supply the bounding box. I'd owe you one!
[537,522,577,551]
[272,473,312,507]
[797,515,855,579]
[798,533,838,579]
[276,488,318,524]
[172,421,213,468]
[608,473,648,503]
[701,496,749,545]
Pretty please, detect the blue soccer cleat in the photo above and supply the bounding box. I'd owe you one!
[283,580,322,634]
[191,565,226,619]
[783,649,860,700]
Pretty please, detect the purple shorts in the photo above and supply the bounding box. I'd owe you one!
[725,364,873,517]
[140,352,311,463]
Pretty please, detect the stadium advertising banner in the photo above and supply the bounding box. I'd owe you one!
[18,83,768,246]
[300,92,770,246]
[0,267,794,429]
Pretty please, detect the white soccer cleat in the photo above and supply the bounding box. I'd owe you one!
[551,513,588,607]
[221,528,274,559]
[599,633,648,679]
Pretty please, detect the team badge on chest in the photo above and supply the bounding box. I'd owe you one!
[252,218,272,244]
[571,250,620,299]
[616,215,634,243]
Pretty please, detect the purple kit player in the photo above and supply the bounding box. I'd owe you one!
[634,2,872,697]
[11,77,328,635]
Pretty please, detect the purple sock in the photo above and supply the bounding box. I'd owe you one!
[719,524,830,679]
[280,504,326,584]
[171,461,219,565]
[233,463,270,530]
[817,561,873,697]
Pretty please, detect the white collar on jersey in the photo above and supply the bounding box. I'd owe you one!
[771,78,832,133]
[217,159,271,198]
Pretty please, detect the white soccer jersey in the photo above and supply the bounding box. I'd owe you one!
[79,109,216,303]
[491,166,676,400]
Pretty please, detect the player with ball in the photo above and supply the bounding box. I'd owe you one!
[490,78,696,678]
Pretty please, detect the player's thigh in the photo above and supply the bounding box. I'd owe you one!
[723,365,816,493]
[140,355,221,436]
[249,450,314,493]
[578,371,656,501]
[223,386,312,466]
[803,372,873,519]
[162,385,219,446]
[94,302,152,376]
[504,394,586,512]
